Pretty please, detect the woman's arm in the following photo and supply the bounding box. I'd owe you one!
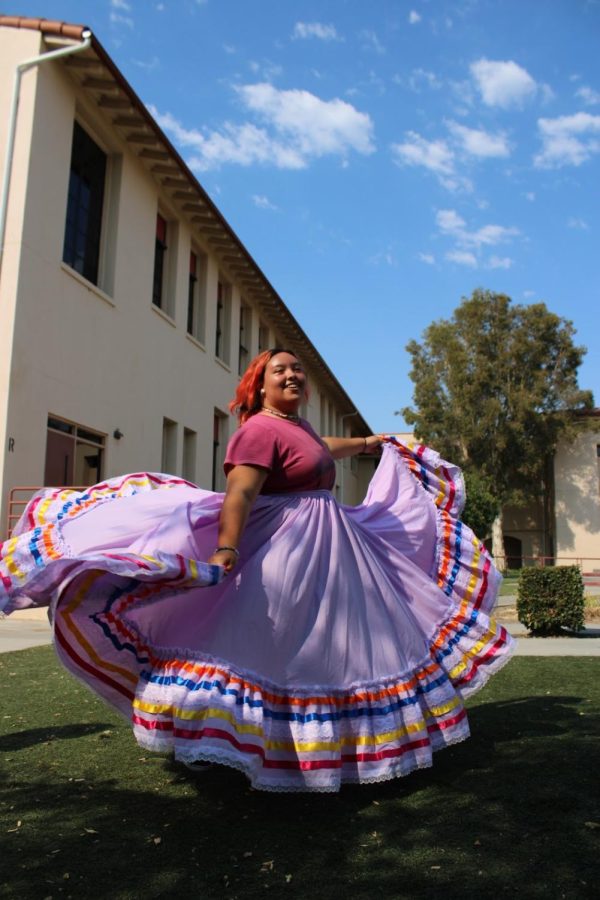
[207,464,268,573]
[322,434,385,460]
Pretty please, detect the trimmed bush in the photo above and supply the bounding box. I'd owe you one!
[517,566,585,635]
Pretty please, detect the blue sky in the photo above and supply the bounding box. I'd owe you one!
[8,0,600,430]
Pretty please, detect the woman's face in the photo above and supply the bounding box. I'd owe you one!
[261,352,306,411]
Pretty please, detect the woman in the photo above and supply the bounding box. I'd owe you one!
[0,348,514,792]
[208,348,383,574]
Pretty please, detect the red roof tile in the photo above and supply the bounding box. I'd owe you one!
[0,15,87,40]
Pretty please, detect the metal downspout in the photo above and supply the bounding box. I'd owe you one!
[0,28,92,282]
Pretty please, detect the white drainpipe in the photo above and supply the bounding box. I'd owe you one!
[0,28,92,281]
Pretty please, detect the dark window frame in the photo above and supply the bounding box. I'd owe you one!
[152,213,168,309]
[62,121,107,285]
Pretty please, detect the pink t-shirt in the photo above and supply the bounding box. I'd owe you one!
[224,414,336,494]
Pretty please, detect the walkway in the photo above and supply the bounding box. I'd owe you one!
[1,606,599,656]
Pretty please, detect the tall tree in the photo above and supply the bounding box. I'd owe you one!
[402,290,593,566]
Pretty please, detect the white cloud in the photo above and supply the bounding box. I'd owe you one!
[446,120,510,158]
[436,209,519,269]
[248,60,283,81]
[471,223,520,246]
[132,56,160,72]
[437,209,466,233]
[409,11,421,25]
[252,194,278,211]
[576,85,600,106]
[419,252,436,265]
[524,191,535,201]
[151,110,305,170]
[534,112,600,168]
[488,255,513,269]
[369,249,397,266]
[237,83,375,156]
[110,12,134,28]
[110,0,131,8]
[470,59,537,109]
[401,68,443,92]
[392,119,509,192]
[148,85,374,171]
[293,22,340,41]
[360,30,385,55]
[391,132,454,175]
[567,217,589,230]
[523,290,536,298]
[445,249,477,267]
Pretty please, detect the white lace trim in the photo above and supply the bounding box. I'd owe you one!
[134,725,473,793]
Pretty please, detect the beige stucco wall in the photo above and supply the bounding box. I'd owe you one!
[554,424,600,569]
[0,30,371,537]
[501,498,547,564]
[0,30,45,529]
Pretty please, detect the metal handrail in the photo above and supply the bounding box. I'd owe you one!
[6,485,85,539]
[494,555,600,575]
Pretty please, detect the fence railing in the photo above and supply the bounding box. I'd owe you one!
[5,486,85,540]
[5,491,600,584]
[493,555,600,577]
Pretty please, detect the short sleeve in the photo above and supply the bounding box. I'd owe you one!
[224,421,277,475]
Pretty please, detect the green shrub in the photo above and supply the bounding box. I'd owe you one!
[517,566,585,635]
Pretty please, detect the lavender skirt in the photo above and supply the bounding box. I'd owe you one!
[0,441,514,792]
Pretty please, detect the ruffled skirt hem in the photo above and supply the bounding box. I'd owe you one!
[1,443,515,792]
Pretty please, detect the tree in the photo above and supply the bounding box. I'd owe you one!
[461,470,500,542]
[401,290,594,567]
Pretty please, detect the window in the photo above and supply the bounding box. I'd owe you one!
[153,214,168,310]
[183,428,197,483]
[44,415,104,486]
[212,411,227,492]
[187,248,206,343]
[63,121,107,285]
[238,304,251,375]
[258,321,270,354]
[161,417,177,472]
[215,277,231,364]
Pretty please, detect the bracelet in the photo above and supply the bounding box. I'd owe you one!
[214,546,240,558]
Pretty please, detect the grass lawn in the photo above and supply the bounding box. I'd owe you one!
[1,648,599,900]
[497,576,520,598]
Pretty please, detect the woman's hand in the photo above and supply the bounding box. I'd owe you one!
[364,434,386,453]
[208,547,239,574]
[323,434,387,459]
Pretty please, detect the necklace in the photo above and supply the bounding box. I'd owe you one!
[261,405,301,423]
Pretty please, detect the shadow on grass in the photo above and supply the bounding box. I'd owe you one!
[1,690,598,900]
[0,723,115,752]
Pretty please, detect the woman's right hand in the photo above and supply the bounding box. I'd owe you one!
[208,548,239,574]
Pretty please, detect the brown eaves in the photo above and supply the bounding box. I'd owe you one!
[0,14,372,433]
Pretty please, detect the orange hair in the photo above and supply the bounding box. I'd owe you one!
[229,348,306,425]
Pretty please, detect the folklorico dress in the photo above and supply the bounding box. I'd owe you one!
[0,419,515,793]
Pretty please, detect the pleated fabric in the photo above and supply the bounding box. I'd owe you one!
[0,440,514,792]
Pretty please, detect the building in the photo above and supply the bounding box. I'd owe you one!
[0,16,376,539]
[395,418,600,574]
[502,411,600,573]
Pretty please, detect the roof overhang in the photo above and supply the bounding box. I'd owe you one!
[0,14,372,434]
